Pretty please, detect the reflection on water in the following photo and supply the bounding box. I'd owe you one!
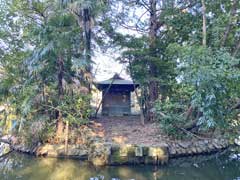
[0,152,239,180]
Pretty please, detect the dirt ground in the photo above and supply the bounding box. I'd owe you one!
[91,115,169,146]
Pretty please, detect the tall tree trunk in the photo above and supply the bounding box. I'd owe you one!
[149,0,157,48]
[56,54,64,139]
[201,0,207,47]
[147,0,159,121]
[83,8,92,93]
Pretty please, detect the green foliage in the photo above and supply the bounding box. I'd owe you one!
[55,94,92,125]
[16,118,55,147]
[183,48,240,128]
[154,82,194,138]
[0,0,96,144]
[102,0,240,137]
[154,43,240,137]
[1,0,240,141]
[154,100,187,138]
[168,44,240,130]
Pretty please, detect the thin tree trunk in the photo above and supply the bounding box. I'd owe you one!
[64,120,69,154]
[233,40,240,57]
[221,0,238,47]
[57,55,64,96]
[56,111,64,139]
[144,88,151,121]
[83,8,92,93]
[134,88,145,126]
[201,0,207,47]
[128,59,145,125]
[18,118,23,133]
[56,54,64,139]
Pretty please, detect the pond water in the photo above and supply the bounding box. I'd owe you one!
[0,152,239,180]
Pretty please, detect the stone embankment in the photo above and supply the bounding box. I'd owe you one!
[0,140,11,157]
[10,138,230,166]
[168,138,229,157]
[1,126,235,166]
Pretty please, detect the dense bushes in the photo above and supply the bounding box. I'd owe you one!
[154,46,240,138]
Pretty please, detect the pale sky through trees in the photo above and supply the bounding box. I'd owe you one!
[93,3,147,82]
[93,49,129,81]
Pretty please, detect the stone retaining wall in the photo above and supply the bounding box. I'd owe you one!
[168,139,229,157]
[108,144,168,165]
[11,138,230,166]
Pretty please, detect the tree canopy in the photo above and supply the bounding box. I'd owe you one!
[0,0,239,141]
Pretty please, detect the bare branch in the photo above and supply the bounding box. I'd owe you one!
[135,10,149,30]
[139,0,151,12]
[119,23,148,34]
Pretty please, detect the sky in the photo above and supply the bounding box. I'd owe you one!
[92,49,130,82]
[92,42,129,83]
[92,3,147,82]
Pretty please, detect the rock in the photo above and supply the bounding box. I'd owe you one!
[35,144,88,158]
[110,144,136,165]
[175,148,181,155]
[174,143,180,148]
[148,146,168,158]
[193,163,199,168]
[0,142,11,156]
[229,154,238,160]
[142,146,149,156]
[187,148,193,155]
[204,140,209,144]
[135,146,143,157]
[179,142,191,149]
[89,142,111,166]
[229,153,240,160]
[208,143,215,150]
[196,147,202,154]
[67,146,88,157]
[13,144,31,153]
[234,136,240,146]
[213,142,220,149]
[180,148,186,155]
[169,147,176,155]
[1,135,11,141]
[201,145,207,152]
[192,147,197,154]
[119,144,135,157]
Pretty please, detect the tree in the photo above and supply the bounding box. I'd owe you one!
[103,0,240,136]
[0,0,92,141]
[153,0,240,136]
[0,0,239,141]
[105,0,200,121]
[63,0,108,92]
[201,0,207,46]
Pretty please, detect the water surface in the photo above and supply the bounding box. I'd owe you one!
[0,152,239,180]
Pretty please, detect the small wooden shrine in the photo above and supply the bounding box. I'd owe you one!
[96,74,139,116]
